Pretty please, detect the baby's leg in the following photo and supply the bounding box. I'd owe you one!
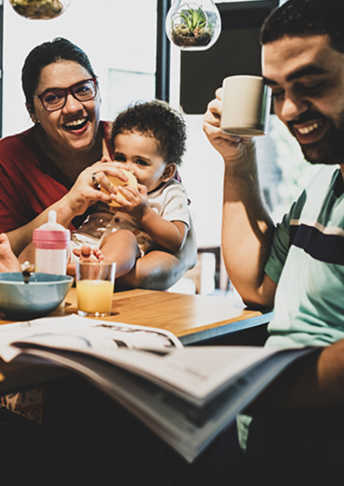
[73,246,104,262]
[100,229,139,278]
[0,233,20,272]
[67,246,104,276]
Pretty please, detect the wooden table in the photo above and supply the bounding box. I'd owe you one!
[107,288,271,344]
[0,288,272,344]
[0,288,272,395]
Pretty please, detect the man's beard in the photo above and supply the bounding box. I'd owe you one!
[296,112,344,165]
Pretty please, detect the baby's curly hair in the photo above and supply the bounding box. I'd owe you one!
[111,100,186,165]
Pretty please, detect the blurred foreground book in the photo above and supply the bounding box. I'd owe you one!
[0,314,315,462]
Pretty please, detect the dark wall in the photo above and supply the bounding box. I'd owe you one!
[179,1,278,114]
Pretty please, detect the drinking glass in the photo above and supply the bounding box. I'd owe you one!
[75,261,116,317]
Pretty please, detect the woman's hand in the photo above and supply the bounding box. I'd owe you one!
[203,87,254,164]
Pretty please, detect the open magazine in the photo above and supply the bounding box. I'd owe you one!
[0,314,316,462]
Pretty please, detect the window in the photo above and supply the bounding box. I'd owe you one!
[2,0,157,136]
[169,0,316,254]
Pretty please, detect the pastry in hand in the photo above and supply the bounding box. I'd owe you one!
[102,169,138,207]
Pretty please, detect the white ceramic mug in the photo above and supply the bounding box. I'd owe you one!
[220,75,272,137]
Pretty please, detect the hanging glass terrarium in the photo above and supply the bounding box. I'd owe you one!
[166,0,221,51]
[9,0,71,20]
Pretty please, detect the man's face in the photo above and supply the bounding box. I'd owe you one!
[263,34,344,164]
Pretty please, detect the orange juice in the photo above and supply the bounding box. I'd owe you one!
[76,279,114,315]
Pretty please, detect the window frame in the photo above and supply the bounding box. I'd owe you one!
[156,0,171,102]
[0,1,3,137]
[216,0,278,10]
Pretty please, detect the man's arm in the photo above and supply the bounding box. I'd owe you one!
[203,90,276,308]
[250,339,344,412]
[221,141,276,307]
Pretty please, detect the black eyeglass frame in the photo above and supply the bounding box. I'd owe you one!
[37,77,98,112]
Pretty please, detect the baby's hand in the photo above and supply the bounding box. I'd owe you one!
[112,184,148,220]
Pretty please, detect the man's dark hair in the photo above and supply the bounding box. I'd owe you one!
[260,0,344,53]
[22,37,96,112]
[111,100,187,165]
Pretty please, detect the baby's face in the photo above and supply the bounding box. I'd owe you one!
[113,131,171,192]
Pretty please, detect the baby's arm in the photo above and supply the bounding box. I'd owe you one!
[112,183,190,253]
[139,209,188,253]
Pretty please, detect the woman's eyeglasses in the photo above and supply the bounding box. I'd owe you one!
[37,78,97,112]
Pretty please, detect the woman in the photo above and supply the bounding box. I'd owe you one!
[0,37,196,289]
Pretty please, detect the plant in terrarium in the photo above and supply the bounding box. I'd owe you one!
[9,0,71,19]
[166,0,221,50]
[173,7,211,47]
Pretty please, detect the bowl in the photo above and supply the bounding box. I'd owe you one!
[0,272,73,320]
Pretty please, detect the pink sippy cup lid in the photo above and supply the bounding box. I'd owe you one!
[33,210,70,250]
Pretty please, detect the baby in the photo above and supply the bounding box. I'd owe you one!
[71,100,191,280]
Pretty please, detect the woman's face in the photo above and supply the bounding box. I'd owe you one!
[31,60,100,156]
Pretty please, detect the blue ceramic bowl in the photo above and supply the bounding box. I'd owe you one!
[0,272,73,320]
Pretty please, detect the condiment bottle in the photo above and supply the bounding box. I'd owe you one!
[33,210,70,275]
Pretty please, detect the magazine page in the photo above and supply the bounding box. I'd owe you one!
[18,345,317,463]
[0,315,316,406]
[0,313,182,362]
[6,322,276,404]
[0,314,317,461]
[10,324,310,406]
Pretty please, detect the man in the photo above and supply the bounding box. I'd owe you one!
[203,0,344,472]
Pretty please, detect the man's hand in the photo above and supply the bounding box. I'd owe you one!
[203,87,254,164]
